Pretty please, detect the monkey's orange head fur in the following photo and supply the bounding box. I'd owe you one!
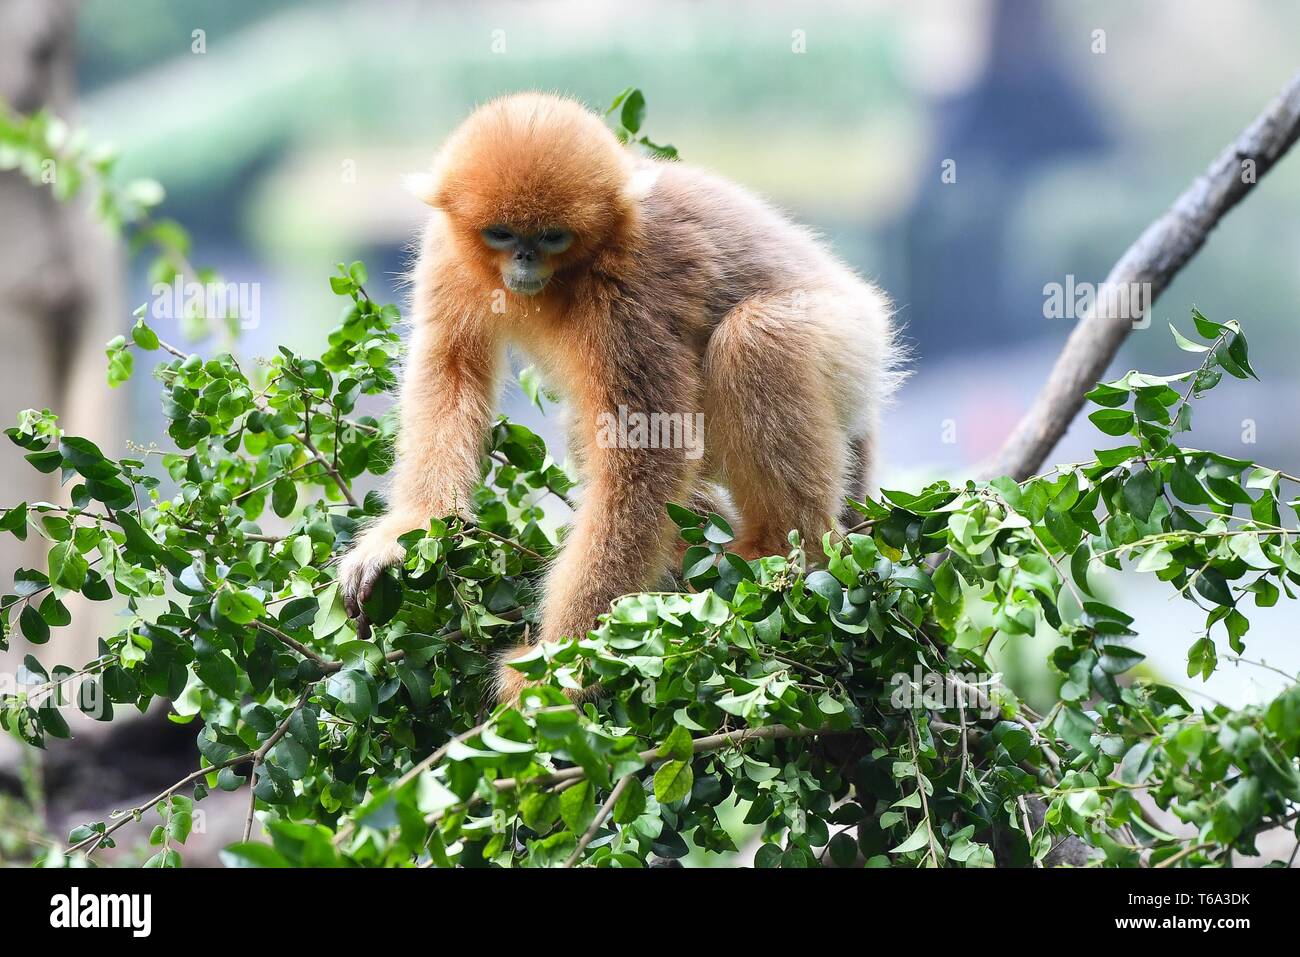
[416,93,636,296]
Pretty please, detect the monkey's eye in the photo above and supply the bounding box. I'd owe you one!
[537,229,574,254]
[481,226,516,249]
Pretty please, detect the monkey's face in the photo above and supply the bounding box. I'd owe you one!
[421,93,637,299]
[480,224,575,296]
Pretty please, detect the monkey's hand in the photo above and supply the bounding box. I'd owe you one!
[338,522,409,639]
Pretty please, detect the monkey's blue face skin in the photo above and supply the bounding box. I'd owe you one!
[482,225,574,295]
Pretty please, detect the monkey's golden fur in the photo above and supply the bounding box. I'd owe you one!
[338,93,902,703]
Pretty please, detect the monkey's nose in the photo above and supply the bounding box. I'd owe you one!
[513,249,536,263]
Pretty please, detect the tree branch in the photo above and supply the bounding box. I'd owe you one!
[66,750,254,855]
[983,69,1300,482]
[242,688,313,843]
[424,722,830,829]
[301,424,358,508]
[254,620,333,669]
[565,773,633,867]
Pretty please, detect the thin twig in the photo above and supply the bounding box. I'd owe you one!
[301,408,358,507]
[331,701,573,849]
[254,621,332,668]
[243,688,314,843]
[565,774,635,867]
[67,750,254,855]
[1018,795,1043,868]
[425,723,830,827]
[489,450,574,509]
[907,721,942,868]
[956,686,970,796]
[1155,841,1213,868]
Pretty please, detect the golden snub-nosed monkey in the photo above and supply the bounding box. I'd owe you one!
[338,93,903,702]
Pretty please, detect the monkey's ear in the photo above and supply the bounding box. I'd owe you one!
[622,164,661,202]
[404,172,443,207]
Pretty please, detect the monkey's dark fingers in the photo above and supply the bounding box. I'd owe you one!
[340,552,390,614]
[356,567,380,606]
[343,568,388,641]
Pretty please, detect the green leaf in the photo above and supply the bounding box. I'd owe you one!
[1170,464,1209,504]
[20,604,50,644]
[313,583,348,639]
[1119,741,1155,784]
[1055,706,1096,758]
[828,832,858,867]
[520,791,561,832]
[272,478,297,518]
[890,821,931,855]
[612,778,646,825]
[653,760,693,804]
[1088,409,1134,436]
[657,724,693,762]
[1122,470,1158,521]
[1187,636,1217,680]
[360,569,402,627]
[1226,332,1257,380]
[215,587,266,625]
[1224,608,1249,654]
[219,842,291,867]
[1193,567,1235,607]
[131,318,160,350]
[1191,307,1224,339]
[619,89,646,134]
[817,692,845,715]
[325,669,376,722]
[559,779,595,833]
[48,539,88,590]
[1168,322,1208,353]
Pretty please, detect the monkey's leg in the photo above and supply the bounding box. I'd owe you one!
[839,431,875,531]
[495,443,698,704]
[705,294,850,561]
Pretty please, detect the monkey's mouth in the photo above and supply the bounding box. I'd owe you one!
[504,273,550,296]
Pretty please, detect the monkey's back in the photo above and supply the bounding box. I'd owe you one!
[637,161,875,315]
[631,159,903,440]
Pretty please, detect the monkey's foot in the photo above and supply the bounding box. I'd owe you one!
[493,645,535,705]
[493,644,596,707]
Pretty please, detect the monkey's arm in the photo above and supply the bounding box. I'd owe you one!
[340,312,499,617]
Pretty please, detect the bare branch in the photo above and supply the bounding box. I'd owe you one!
[565,773,634,867]
[243,688,314,843]
[983,70,1300,482]
[424,722,831,828]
